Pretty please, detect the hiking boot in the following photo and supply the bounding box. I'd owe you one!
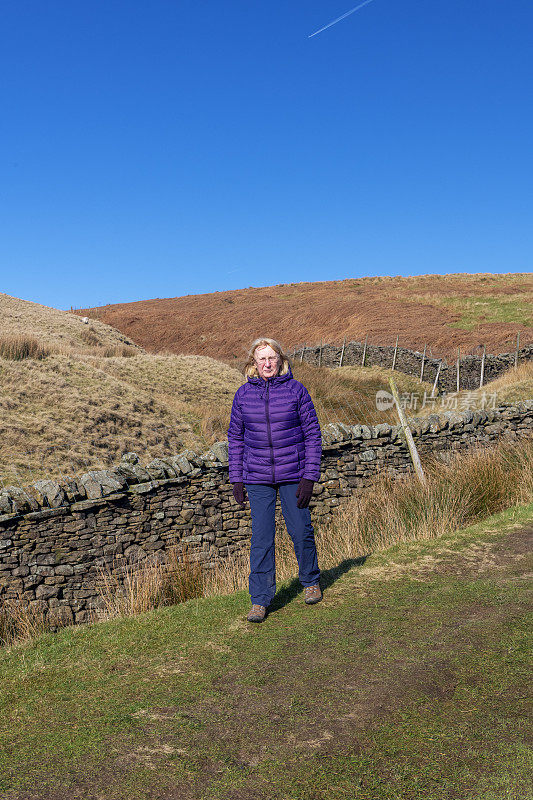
[304,584,322,604]
[247,604,267,623]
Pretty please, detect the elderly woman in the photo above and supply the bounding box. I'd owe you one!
[227,337,323,623]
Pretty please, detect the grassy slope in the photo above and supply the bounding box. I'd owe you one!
[0,292,248,483]
[0,292,140,352]
[76,272,533,363]
[0,352,245,485]
[1,501,531,800]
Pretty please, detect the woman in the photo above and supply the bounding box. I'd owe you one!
[227,337,323,623]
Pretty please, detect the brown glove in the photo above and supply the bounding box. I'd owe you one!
[232,482,247,507]
[296,478,314,509]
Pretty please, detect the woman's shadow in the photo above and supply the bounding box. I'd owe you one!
[267,554,370,615]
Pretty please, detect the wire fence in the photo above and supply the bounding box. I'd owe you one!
[291,332,533,365]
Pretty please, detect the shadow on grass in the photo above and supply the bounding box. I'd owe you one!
[268,554,370,615]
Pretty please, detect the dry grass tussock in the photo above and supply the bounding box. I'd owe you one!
[0,335,51,361]
[0,333,137,361]
[324,436,533,559]
[94,545,204,620]
[0,593,48,648]
[0,546,205,647]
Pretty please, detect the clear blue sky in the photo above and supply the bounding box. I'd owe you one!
[1,0,532,310]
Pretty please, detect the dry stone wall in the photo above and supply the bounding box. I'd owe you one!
[1,401,532,629]
[293,341,533,391]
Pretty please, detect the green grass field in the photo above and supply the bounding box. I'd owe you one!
[1,502,532,800]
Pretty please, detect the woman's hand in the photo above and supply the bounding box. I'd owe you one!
[232,482,247,507]
[296,478,314,508]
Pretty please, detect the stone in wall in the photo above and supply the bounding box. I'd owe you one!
[78,470,128,499]
[33,480,66,509]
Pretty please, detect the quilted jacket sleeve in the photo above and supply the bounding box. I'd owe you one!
[227,390,245,483]
[297,385,322,481]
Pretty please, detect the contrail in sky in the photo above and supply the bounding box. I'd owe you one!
[308,0,376,38]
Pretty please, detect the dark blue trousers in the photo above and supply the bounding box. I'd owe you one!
[244,482,321,607]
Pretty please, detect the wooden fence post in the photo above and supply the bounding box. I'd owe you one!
[456,346,460,392]
[431,360,442,398]
[318,340,323,367]
[392,334,399,371]
[389,377,427,486]
[515,332,520,368]
[362,334,368,367]
[339,337,346,367]
[479,344,486,388]
[420,343,427,383]
[300,344,306,364]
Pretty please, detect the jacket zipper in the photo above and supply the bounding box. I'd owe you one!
[265,380,275,482]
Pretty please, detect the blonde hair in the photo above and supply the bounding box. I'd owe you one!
[244,337,291,378]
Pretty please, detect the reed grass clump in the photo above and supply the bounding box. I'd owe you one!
[0,595,48,647]
[79,328,100,347]
[99,344,139,358]
[94,545,204,620]
[0,335,50,361]
[312,435,533,563]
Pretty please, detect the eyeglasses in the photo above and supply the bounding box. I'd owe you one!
[256,356,279,364]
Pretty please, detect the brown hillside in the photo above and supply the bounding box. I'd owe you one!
[75,273,533,364]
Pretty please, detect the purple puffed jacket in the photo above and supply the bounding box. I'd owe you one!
[227,363,322,484]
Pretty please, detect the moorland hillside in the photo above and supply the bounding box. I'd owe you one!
[75,272,533,363]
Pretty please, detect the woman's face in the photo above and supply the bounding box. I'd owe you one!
[254,344,280,380]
